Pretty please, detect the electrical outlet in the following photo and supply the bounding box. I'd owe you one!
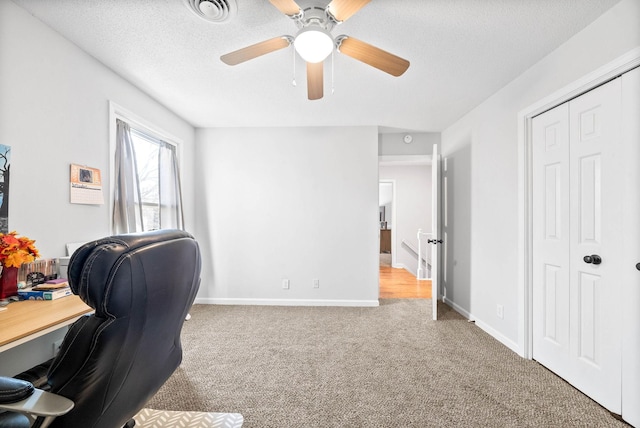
[282,279,290,290]
[313,279,319,288]
[496,304,504,319]
[52,339,63,357]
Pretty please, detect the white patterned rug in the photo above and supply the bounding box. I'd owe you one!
[133,408,243,428]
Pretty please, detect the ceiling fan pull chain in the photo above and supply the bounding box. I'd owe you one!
[331,49,335,95]
[292,46,297,86]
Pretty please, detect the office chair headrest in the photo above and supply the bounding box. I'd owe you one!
[67,229,197,314]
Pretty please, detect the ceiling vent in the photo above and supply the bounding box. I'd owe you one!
[184,0,237,23]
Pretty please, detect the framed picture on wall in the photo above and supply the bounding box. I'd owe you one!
[0,144,11,233]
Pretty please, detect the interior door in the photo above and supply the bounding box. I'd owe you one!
[620,66,640,427]
[431,144,442,320]
[567,77,622,412]
[532,102,571,375]
[532,77,623,413]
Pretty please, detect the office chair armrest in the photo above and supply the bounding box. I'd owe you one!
[0,377,73,428]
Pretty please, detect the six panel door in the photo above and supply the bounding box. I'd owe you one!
[532,77,623,413]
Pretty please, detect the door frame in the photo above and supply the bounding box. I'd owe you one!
[431,144,441,320]
[517,47,640,359]
[378,179,397,266]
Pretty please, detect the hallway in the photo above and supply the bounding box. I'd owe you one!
[379,255,431,299]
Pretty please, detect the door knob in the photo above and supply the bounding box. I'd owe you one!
[636,262,640,271]
[583,255,602,265]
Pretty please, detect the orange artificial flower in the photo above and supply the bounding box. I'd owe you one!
[0,231,39,268]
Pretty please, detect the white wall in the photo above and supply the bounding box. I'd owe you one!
[0,1,195,375]
[0,1,196,258]
[379,165,432,275]
[441,142,472,313]
[441,0,640,351]
[193,126,379,306]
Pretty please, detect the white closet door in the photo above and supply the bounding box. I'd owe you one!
[532,102,571,375]
[533,76,623,413]
[621,66,640,427]
[568,77,622,413]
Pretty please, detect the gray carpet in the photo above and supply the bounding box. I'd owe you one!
[146,300,628,427]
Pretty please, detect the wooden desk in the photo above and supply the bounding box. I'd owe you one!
[0,296,92,352]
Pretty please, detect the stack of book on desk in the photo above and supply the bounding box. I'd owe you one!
[18,278,72,301]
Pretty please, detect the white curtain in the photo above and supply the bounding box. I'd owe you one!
[158,140,184,230]
[113,119,144,234]
[113,119,184,233]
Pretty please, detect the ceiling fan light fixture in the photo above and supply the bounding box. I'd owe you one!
[294,26,334,63]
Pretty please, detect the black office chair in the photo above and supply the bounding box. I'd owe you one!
[0,229,201,428]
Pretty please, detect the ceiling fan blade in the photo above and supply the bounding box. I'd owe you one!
[269,0,302,16]
[327,0,370,22]
[220,37,291,66]
[337,36,410,77]
[307,61,324,100]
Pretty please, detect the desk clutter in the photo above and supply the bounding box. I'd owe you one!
[18,259,58,287]
[1,252,75,303]
[18,280,71,301]
[16,259,72,301]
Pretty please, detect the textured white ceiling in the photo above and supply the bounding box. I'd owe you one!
[11,0,622,131]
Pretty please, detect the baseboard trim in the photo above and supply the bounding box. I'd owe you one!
[443,297,471,319]
[391,263,417,277]
[443,297,521,355]
[194,298,380,307]
[473,318,521,355]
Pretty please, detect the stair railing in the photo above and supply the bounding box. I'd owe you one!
[417,229,433,280]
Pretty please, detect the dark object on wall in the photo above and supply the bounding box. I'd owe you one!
[0,144,11,234]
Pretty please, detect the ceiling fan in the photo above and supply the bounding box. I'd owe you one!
[220,0,410,100]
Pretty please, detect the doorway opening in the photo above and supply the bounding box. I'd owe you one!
[379,181,394,269]
[378,155,433,298]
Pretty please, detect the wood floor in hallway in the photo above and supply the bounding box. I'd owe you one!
[379,262,432,299]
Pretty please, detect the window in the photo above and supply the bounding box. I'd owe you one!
[130,128,163,230]
[111,108,184,234]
